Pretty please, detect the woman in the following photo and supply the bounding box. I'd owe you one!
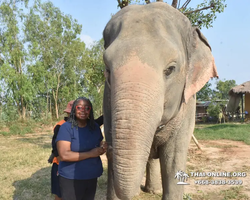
[56,97,107,200]
[50,100,74,200]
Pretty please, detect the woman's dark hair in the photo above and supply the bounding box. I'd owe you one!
[68,97,96,130]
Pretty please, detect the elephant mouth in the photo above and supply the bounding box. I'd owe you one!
[106,145,113,160]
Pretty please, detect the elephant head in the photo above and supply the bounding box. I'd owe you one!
[103,2,218,199]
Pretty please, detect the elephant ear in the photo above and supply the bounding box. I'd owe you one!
[184,28,218,103]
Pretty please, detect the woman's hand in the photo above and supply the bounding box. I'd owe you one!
[89,146,106,157]
[57,140,108,161]
[57,140,104,161]
[100,141,108,151]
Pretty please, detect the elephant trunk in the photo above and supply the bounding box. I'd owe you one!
[110,60,163,199]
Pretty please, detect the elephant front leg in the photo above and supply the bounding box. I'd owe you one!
[159,132,192,200]
[144,158,162,194]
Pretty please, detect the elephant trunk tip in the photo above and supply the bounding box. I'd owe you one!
[113,168,145,199]
[114,184,140,200]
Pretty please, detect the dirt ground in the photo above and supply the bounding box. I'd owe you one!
[184,139,250,199]
[100,139,250,199]
[1,125,249,199]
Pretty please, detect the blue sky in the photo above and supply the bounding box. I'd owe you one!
[52,0,250,87]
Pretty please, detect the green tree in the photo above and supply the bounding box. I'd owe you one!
[82,39,105,117]
[196,82,213,101]
[213,79,236,100]
[24,0,85,119]
[117,0,227,29]
[0,0,34,121]
[207,101,220,119]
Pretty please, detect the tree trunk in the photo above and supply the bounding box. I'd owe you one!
[171,0,178,8]
[50,96,52,114]
[52,90,58,119]
[46,90,48,118]
[16,99,22,120]
[55,73,61,119]
[21,96,26,121]
[55,99,58,119]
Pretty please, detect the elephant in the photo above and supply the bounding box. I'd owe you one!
[102,2,218,200]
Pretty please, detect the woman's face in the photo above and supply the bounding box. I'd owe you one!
[75,99,91,121]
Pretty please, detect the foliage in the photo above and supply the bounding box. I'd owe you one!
[0,0,106,122]
[213,79,236,100]
[1,102,19,122]
[197,79,237,102]
[0,120,35,135]
[117,0,227,29]
[24,0,85,119]
[196,82,213,101]
[182,0,227,29]
[9,124,32,135]
[82,39,105,117]
[206,101,221,119]
[0,0,228,123]
[0,0,35,120]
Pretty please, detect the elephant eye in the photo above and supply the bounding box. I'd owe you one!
[164,66,175,77]
[105,68,111,88]
[105,68,110,78]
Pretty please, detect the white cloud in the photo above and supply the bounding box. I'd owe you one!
[80,34,95,49]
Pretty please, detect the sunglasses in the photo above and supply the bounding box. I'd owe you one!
[76,105,91,112]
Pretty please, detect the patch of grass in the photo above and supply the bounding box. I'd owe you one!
[191,186,248,200]
[1,125,249,200]
[0,120,51,136]
[95,166,108,199]
[12,167,53,200]
[0,134,53,200]
[183,193,193,200]
[0,131,9,135]
[194,123,250,145]
[220,186,249,200]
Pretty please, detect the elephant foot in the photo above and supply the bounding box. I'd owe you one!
[141,185,162,194]
[107,195,120,200]
[134,187,141,196]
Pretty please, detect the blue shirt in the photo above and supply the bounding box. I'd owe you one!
[56,121,103,180]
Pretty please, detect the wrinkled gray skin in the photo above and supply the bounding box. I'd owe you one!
[103,2,218,200]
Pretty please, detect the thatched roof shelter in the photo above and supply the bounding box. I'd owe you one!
[227,81,250,119]
[229,81,250,96]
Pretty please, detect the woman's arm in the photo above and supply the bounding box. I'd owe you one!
[95,115,103,126]
[57,140,106,162]
[52,125,61,157]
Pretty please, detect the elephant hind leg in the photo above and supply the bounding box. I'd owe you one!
[144,158,162,194]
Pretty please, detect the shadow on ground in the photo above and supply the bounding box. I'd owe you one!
[13,167,53,200]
